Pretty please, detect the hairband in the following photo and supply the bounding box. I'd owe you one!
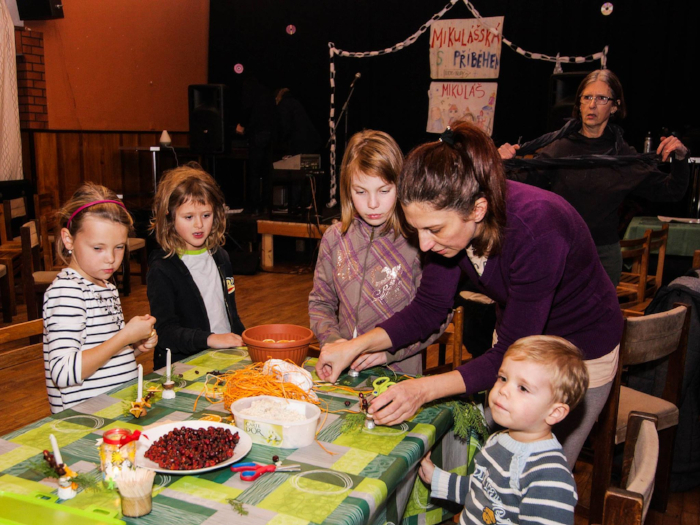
[439,127,455,146]
[67,200,127,228]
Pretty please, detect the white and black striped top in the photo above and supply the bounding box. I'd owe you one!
[44,268,137,414]
[431,432,577,525]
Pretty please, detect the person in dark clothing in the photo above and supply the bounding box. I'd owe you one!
[148,247,245,368]
[499,69,689,285]
[147,164,245,369]
[274,88,321,156]
[237,76,276,214]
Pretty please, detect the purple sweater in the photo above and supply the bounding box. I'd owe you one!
[380,180,623,393]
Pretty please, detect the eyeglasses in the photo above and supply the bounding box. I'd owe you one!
[580,95,613,106]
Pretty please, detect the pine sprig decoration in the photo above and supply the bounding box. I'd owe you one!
[446,400,489,442]
[30,460,102,492]
[227,498,248,515]
[340,412,366,434]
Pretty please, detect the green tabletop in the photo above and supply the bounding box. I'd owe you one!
[624,216,700,257]
[0,350,482,525]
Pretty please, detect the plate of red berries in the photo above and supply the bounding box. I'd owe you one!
[135,421,252,474]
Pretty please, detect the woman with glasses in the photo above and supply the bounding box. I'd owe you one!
[499,69,689,285]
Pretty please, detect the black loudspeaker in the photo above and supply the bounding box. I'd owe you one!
[188,84,227,154]
[547,72,588,132]
[17,0,64,20]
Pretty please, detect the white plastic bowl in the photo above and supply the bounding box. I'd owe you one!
[230,395,321,449]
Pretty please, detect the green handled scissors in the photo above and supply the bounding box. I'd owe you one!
[372,377,395,396]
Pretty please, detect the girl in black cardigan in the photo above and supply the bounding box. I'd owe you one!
[147,163,245,369]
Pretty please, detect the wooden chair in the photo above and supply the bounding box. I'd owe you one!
[0,205,22,317]
[3,196,29,242]
[0,318,50,435]
[597,412,659,525]
[422,306,466,375]
[616,232,651,310]
[0,263,11,323]
[20,221,60,321]
[116,237,148,296]
[33,192,60,270]
[693,249,700,270]
[587,303,691,523]
[621,225,669,316]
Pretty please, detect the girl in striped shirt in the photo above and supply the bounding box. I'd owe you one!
[44,183,158,413]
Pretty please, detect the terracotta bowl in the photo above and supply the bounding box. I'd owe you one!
[242,324,314,366]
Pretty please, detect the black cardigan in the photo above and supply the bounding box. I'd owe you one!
[147,247,245,369]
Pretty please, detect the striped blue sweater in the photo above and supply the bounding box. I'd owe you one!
[43,269,137,413]
[431,432,577,525]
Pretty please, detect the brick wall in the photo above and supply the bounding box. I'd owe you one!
[15,29,47,130]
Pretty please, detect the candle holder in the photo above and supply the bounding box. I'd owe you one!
[57,476,77,500]
[162,380,176,399]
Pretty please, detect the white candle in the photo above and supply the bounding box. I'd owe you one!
[137,364,143,401]
[50,434,63,465]
[166,348,171,382]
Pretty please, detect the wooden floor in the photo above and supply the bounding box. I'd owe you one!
[2,261,699,524]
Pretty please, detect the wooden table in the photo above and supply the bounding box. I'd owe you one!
[257,220,329,270]
[0,350,483,525]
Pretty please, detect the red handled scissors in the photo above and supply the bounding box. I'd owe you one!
[230,462,301,481]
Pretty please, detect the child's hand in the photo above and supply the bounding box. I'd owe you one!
[207,333,244,349]
[135,329,158,354]
[419,452,435,485]
[123,315,157,345]
[351,352,388,371]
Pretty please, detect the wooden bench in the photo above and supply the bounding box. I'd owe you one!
[257,220,329,270]
[0,319,50,435]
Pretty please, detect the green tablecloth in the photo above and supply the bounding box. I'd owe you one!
[624,216,700,257]
[0,350,482,525]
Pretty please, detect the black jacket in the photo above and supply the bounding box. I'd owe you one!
[147,247,245,369]
[627,271,700,492]
[510,125,689,246]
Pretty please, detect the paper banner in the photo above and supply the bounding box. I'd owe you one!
[427,81,497,135]
[429,17,504,79]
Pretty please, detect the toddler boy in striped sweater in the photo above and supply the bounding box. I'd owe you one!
[419,335,589,525]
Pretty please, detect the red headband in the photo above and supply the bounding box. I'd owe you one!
[67,200,127,229]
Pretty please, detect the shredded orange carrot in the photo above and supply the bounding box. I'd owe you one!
[194,362,321,411]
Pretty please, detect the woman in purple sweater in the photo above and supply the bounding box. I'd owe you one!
[316,121,623,467]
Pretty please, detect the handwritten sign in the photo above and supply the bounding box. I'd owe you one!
[429,17,504,79]
[426,82,498,135]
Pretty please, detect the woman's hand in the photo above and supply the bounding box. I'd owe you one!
[316,338,362,382]
[368,377,429,426]
[207,333,243,349]
[369,371,467,426]
[498,143,520,160]
[419,451,436,485]
[351,352,388,371]
[657,135,689,161]
[123,314,157,345]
